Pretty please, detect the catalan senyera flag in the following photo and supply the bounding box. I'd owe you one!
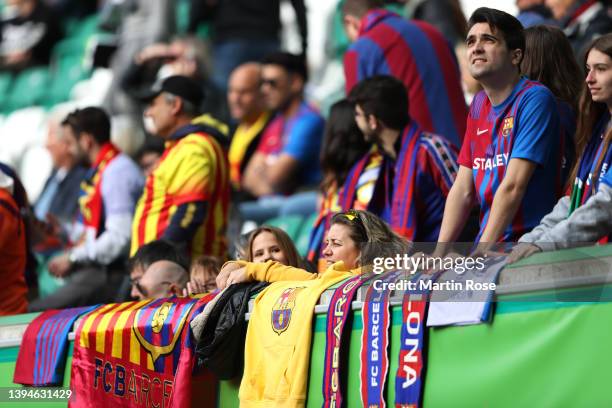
[69,296,217,408]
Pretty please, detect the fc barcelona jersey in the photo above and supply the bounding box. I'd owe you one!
[240,262,354,407]
[457,78,562,242]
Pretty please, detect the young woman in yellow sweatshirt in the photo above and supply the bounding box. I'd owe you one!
[215,210,410,408]
[217,209,410,286]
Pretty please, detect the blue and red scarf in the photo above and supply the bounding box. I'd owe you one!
[307,125,421,267]
[360,271,403,408]
[569,112,612,215]
[394,274,437,408]
[14,306,99,386]
[322,274,374,407]
[343,124,421,239]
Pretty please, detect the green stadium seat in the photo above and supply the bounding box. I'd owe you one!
[52,38,88,58]
[296,212,318,257]
[0,72,14,112]
[43,55,90,107]
[63,15,100,40]
[4,67,49,112]
[264,215,304,242]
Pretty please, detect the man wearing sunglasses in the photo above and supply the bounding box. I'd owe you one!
[240,52,324,223]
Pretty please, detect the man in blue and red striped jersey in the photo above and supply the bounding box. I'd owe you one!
[347,75,458,242]
[433,8,563,257]
[342,0,467,147]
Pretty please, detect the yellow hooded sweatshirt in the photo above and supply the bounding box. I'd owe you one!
[233,260,360,407]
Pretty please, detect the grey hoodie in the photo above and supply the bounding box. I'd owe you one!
[519,183,612,251]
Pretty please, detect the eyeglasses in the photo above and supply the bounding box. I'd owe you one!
[260,78,280,89]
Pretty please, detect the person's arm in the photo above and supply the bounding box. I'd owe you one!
[69,214,133,265]
[243,113,323,195]
[245,260,316,282]
[217,260,317,288]
[70,158,144,265]
[518,195,571,244]
[242,152,300,196]
[476,158,537,250]
[289,0,308,56]
[242,152,276,196]
[420,134,459,194]
[434,165,475,256]
[533,183,612,251]
[162,201,208,243]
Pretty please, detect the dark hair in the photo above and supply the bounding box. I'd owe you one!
[246,226,301,267]
[348,75,409,130]
[342,0,384,17]
[262,51,308,82]
[61,107,111,145]
[468,7,525,59]
[135,139,165,161]
[569,34,612,188]
[320,99,371,193]
[330,210,411,267]
[522,25,582,111]
[128,239,190,273]
[191,255,222,276]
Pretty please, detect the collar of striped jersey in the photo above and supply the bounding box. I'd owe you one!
[359,8,397,36]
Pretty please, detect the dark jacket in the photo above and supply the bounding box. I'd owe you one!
[195,281,269,379]
[37,165,88,224]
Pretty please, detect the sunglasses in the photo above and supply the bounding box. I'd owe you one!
[340,209,368,240]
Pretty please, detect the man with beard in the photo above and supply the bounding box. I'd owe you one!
[346,75,458,242]
[29,107,144,310]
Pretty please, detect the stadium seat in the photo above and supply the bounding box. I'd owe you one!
[0,107,47,180]
[296,213,318,256]
[63,15,100,41]
[0,72,14,112]
[264,215,304,241]
[43,55,91,107]
[3,67,49,112]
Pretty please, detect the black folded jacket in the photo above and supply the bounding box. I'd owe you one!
[195,281,269,379]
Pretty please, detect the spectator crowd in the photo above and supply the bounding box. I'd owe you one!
[0,0,611,314]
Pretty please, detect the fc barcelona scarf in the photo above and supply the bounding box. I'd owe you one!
[569,112,612,215]
[14,305,99,386]
[394,274,437,408]
[172,293,218,408]
[360,270,403,408]
[306,192,336,271]
[339,124,421,240]
[78,143,120,236]
[69,296,212,408]
[322,274,374,408]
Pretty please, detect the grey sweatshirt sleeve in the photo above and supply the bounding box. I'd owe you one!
[519,195,571,244]
[520,185,612,252]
